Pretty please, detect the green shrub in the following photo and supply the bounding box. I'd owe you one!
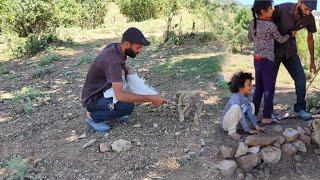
[6,156,31,180]
[10,86,51,114]
[78,0,107,28]
[116,0,162,22]
[55,0,107,28]
[1,0,57,37]
[0,66,10,75]
[77,54,95,65]
[4,33,58,58]
[39,53,60,66]
[55,0,81,27]
[31,65,55,79]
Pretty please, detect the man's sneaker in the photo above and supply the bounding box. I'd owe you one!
[116,115,130,123]
[85,119,111,132]
[297,110,312,121]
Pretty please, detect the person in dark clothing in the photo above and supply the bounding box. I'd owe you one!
[82,27,167,132]
[272,0,318,121]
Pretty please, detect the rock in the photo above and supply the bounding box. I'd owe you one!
[104,133,109,138]
[136,141,146,146]
[281,143,297,155]
[299,134,311,146]
[99,143,110,153]
[133,123,142,128]
[220,146,235,159]
[175,132,181,136]
[236,169,245,180]
[71,130,77,134]
[297,126,305,135]
[248,146,260,154]
[245,134,277,147]
[218,160,237,176]
[283,128,299,142]
[236,154,261,172]
[200,139,206,147]
[111,139,132,153]
[235,142,249,158]
[153,123,158,128]
[244,173,254,180]
[304,127,312,136]
[9,70,16,74]
[261,146,281,163]
[273,125,283,133]
[65,135,78,142]
[310,108,317,114]
[294,155,302,162]
[82,139,97,148]
[293,140,307,153]
[311,132,318,145]
[274,135,286,147]
[314,149,320,155]
[78,134,86,139]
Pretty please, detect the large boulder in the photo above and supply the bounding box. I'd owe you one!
[236,154,261,172]
[235,142,249,158]
[220,146,235,159]
[245,134,277,147]
[261,146,281,163]
[281,143,297,155]
[218,160,238,176]
[283,128,299,142]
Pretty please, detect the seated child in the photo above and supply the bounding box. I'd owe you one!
[220,71,266,140]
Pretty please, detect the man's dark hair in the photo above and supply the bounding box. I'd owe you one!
[228,71,254,93]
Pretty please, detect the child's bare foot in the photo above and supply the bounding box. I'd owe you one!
[261,118,278,125]
[249,129,259,134]
[229,132,242,141]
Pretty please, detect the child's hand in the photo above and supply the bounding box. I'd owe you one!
[255,125,267,132]
[249,129,259,135]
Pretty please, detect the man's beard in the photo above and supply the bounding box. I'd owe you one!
[125,48,137,58]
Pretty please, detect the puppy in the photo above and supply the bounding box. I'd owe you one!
[176,91,203,124]
[312,119,320,147]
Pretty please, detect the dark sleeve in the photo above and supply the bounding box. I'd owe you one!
[269,22,290,44]
[307,15,317,33]
[104,53,123,84]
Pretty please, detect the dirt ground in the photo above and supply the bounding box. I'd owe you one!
[1,37,320,180]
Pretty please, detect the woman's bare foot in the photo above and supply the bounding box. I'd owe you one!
[229,132,242,141]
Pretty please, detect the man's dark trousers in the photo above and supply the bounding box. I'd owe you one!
[275,53,306,112]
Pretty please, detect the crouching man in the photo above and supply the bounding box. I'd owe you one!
[81,27,167,132]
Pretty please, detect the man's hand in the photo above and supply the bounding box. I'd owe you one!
[150,95,167,106]
[310,60,317,74]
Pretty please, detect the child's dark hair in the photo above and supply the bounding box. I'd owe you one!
[251,0,273,36]
[228,71,254,93]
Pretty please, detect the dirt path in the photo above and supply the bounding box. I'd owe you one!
[1,40,320,179]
